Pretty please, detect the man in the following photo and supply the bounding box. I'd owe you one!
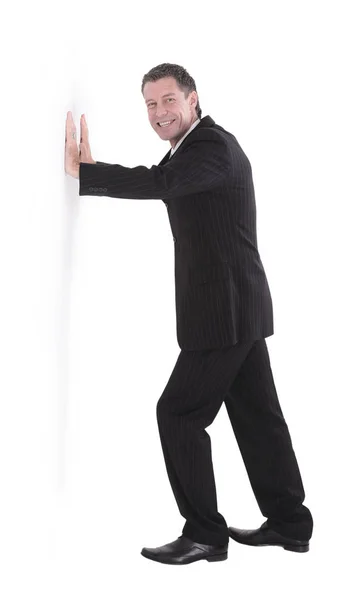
[65,63,313,566]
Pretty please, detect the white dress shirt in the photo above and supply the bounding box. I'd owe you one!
[169,117,201,157]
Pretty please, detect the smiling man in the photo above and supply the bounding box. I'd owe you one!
[65,62,313,565]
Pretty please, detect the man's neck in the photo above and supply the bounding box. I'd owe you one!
[170,116,199,150]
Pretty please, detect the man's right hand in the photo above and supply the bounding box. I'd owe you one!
[79,114,96,164]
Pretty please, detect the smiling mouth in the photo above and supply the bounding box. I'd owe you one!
[157,120,175,127]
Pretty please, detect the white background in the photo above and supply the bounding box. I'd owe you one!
[0,0,357,598]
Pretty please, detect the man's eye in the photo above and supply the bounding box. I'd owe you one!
[148,98,175,108]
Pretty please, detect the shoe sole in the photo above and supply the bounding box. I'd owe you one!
[206,552,228,561]
[141,550,228,564]
[229,532,309,553]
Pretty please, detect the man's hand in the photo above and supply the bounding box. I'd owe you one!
[65,111,96,179]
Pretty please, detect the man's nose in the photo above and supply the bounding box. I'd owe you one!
[156,107,169,118]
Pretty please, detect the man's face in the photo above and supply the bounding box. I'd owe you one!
[143,77,198,148]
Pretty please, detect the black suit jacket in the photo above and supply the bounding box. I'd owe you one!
[79,115,274,350]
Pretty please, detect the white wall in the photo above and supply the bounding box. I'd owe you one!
[0,0,356,598]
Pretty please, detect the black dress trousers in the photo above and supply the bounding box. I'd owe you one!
[156,337,313,546]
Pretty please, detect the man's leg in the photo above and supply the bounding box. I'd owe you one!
[156,339,254,546]
[224,338,313,540]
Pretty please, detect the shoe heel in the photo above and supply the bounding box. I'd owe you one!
[283,543,309,553]
[206,552,228,562]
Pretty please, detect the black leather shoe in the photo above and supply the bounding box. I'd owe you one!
[229,521,309,553]
[141,535,228,565]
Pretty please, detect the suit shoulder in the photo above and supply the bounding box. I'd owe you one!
[190,125,227,142]
[212,124,252,168]
[187,126,233,155]
[193,124,240,153]
[212,123,240,147]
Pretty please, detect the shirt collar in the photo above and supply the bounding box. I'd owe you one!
[169,118,201,156]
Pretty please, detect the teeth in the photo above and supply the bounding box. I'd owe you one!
[159,120,173,127]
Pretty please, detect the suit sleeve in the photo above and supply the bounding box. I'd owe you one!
[79,131,231,200]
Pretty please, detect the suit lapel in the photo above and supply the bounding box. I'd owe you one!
[158,115,215,165]
[158,148,172,166]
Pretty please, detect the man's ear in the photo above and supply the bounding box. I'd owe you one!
[191,91,198,109]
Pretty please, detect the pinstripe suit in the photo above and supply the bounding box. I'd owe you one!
[80,115,273,351]
[79,116,313,545]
